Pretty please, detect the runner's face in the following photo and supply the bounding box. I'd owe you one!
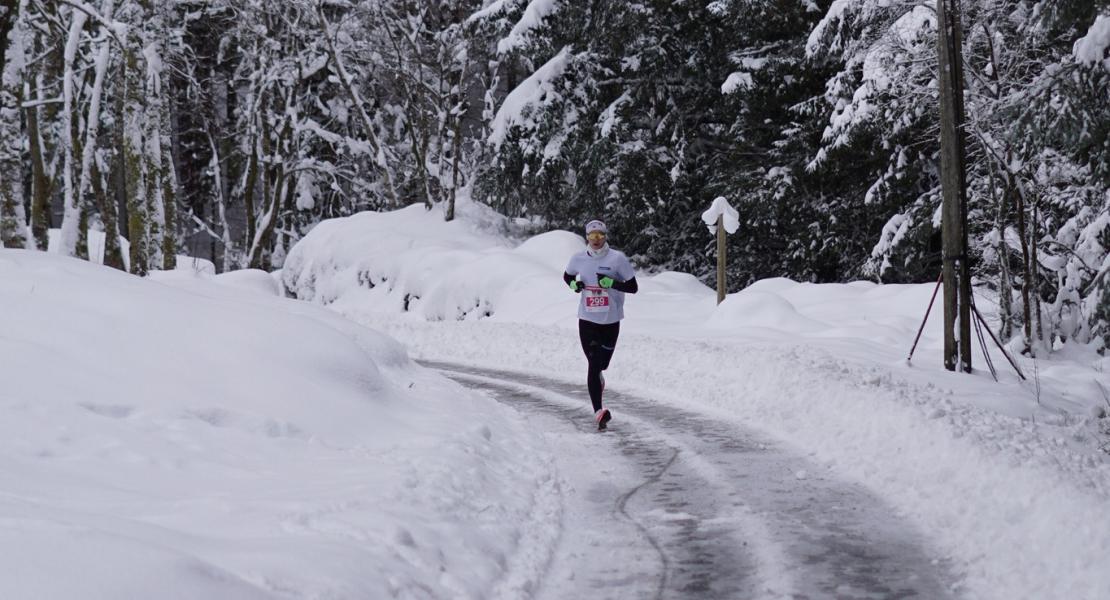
[587,231,606,249]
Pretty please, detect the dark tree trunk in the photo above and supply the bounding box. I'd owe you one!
[91,159,126,270]
[26,96,51,250]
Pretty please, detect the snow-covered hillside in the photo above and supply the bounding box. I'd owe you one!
[0,249,554,599]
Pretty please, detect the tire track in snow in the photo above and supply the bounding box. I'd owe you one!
[439,369,674,600]
[428,361,957,600]
[432,363,757,599]
[614,446,679,600]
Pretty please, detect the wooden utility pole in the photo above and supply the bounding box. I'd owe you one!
[716,215,726,304]
[937,0,972,373]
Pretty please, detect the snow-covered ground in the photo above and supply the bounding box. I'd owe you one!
[0,249,556,599]
[282,200,1110,599]
[3,200,1109,599]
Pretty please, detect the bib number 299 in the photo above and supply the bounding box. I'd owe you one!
[584,289,610,313]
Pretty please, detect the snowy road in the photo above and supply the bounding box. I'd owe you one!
[425,361,958,600]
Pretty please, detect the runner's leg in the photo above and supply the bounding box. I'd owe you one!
[597,321,620,371]
[579,320,620,412]
[579,320,604,411]
[595,322,619,407]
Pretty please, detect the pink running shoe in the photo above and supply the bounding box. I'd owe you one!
[595,408,612,430]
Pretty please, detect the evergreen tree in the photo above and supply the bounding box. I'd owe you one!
[0,0,1104,351]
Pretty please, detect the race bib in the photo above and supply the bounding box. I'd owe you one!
[584,287,610,313]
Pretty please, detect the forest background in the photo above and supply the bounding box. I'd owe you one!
[0,0,1107,355]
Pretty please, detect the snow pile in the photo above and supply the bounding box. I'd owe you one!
[211,267,283,297]
[282,203,583,324]
[0,249,556,599]
[283,202,1110,599]
[707,287,822,333]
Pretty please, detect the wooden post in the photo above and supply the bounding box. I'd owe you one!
[938,0,972,373]
[717,215,726,304]
[703,196,737,303]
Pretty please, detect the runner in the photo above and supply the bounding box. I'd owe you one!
[563,219,638,430]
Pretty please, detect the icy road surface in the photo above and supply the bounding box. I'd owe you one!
[426,361,958,600]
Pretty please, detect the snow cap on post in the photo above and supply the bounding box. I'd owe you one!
[701,197,740,235]
[585,220,607,235]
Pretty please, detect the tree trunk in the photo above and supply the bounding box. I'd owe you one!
[58,8,89,257]
[26,80,51,250]
[1015,180,1033,353]
[250,104,273,268]
[990,168,1013,340]
[207,129,233,272]
[242,134,259,261]
[277,166,297,263]
[0,0,31,249]
[152,0,175,270]
[90,158,125,269]
[73,116,88,260]
[160,141,177,269]
[1030,199,1045,350]
[76,0,116,263]
[76,203,89,259]
[248,168,280,271]
[444,45,470,223]
[446,116,463,222]
[249,112,292,270]
[406,105,432,209]
[109,44,129,270]
[144,94,165,269]
[123,45,149,276]
[30,0,61,250]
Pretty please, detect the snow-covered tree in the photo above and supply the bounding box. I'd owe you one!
[807,0,1110,352]
[472,0,833,283]
[473,1,743,267]
[0,0,33,249]
[0,0,1104,354]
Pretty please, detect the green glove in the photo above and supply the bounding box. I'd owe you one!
[598,275,614,289]
[569,280,583,293]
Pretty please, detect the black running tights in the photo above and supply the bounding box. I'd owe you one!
[578,319,620,411]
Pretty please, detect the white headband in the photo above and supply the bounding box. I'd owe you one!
[585,220,607,234]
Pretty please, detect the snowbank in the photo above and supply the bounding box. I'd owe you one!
[282,204,581,324]
[0,249,556,599]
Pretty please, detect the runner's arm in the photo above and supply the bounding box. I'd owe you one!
[564,271,584,292]
[612,254,638,293]
[611,276,638,294]
[597,273,638,293]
